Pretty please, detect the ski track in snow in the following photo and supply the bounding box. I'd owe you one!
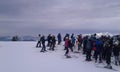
[0,41,120,72]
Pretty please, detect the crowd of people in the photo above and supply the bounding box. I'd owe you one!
[36,33,120,69]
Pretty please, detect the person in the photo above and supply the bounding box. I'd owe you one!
[47,34,52,47]
[104,39,113,69]
[83,36,88,54]
[40,35,47,52]
[86,38,92,61]
[49,35,56,51]
[74,36,80,52]
[94,39,103,63]
[64,37,70,57]
[71,35,75,49]
[78,34,83,51]
[63,33,69,41]
[63,33,69,50]
[113,39,120,66]
[57,33,62,45]
[68,39,73,52]
[36,34,41,48]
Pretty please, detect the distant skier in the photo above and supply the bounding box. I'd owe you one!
[36,34,41,48]
[57,33,62,45]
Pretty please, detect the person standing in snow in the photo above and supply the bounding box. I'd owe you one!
[113,39,120,66]
[49,35,56,51]
[78,34,83,52]
[57,33,62,45]
[36,34,41,48]
[83,36,88,54]
[94,39,103,63]
[71,33,75,48]
[40,35,47,52]
[64,37,70,57]
[74,36,80,52]
[104,38,113,69]
[63,33,70,50]
[85,38,92,61]
[47,34,52,47]
[68,39,73,52]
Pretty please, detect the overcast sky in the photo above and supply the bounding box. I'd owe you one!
[0,0,120,36]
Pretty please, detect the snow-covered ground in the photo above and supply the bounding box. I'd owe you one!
[0,41,120,72]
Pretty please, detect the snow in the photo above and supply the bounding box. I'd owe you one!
[0,41,120,72]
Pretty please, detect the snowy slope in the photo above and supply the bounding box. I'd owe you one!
[0,42,120,72]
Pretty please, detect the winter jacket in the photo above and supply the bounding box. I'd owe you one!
[65,39,69,48]
[95,40,103,52]
[86,40,92,50]
[113,45,120,56]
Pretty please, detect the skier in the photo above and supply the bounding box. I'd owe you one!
[63,33,70,50]
[94,39,103,63]
[68,39,73,52]
[71,35,75,49]
[36,34,41,48]
[49,35,56,51]
[113,39,120,66]
[74,36,80,53]
[47,34,52,47]
[104,39,113,69]
[78,34,83,52]
[64,37,71,58]
[57,33,62,45]
[83,36,88,54]
[40,35,47,52]
[85,38,92,61]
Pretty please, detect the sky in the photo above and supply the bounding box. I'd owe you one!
[0,0,120,36]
